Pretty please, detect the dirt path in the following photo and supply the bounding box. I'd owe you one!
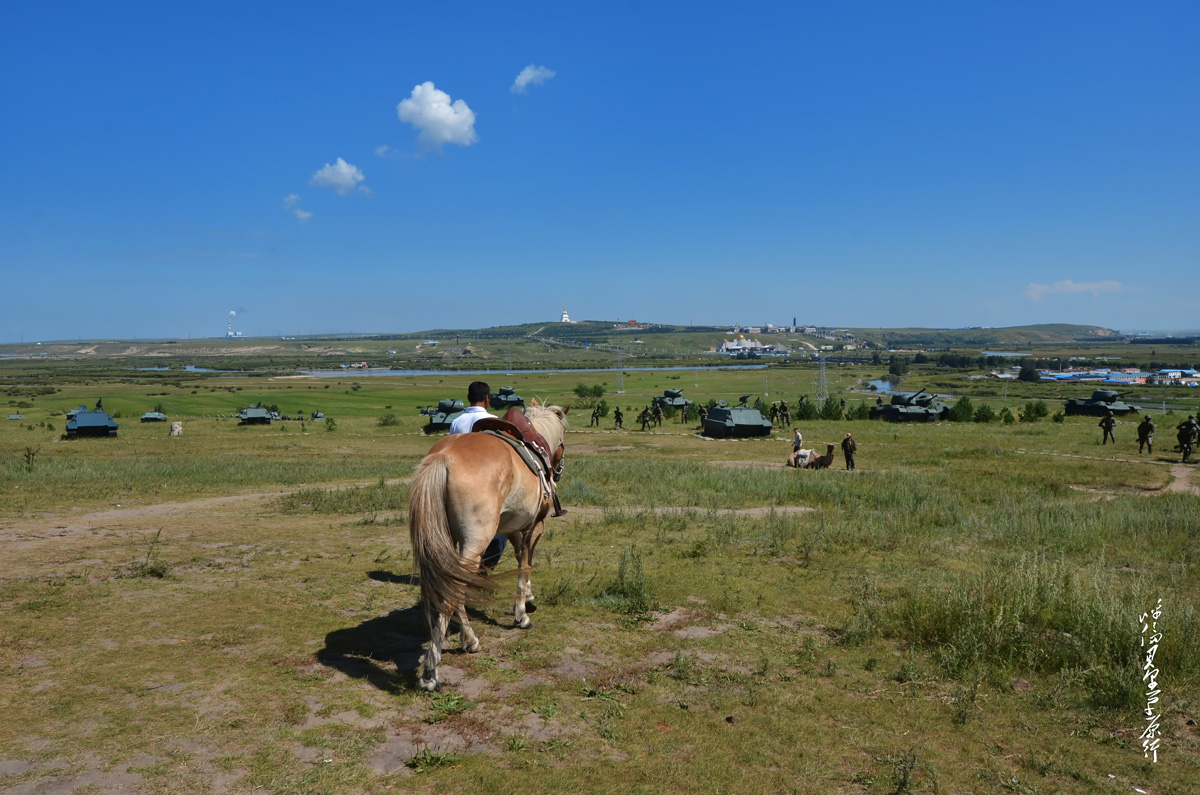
[1163,464,1200,496]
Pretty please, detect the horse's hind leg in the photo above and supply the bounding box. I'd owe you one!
[456,604,480,653]
[513,524,543,628]
[420,609,450,692]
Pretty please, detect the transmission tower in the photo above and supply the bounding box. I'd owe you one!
[816,353,828,404]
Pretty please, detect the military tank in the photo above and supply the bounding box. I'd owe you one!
[653,389,693,411]
[66,401,119,437]
[140,410,168,423]
[1064,389,1141,417]
[490,386,524,411]
[702,404,773,438]
[420,399,465,432]
[868,389,952,422]
[235,404,273,425]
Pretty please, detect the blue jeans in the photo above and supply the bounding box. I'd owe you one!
[482,536,507,570]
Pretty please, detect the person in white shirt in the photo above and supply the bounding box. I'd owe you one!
[449,381,507,568]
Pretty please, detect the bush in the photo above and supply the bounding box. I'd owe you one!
[972,404,997,423]
[1019,401,1049,423]
[948,396,975,423]
[378,413,399,427]
[1000,407,1016,424]
[818,397,844,421]
[847,401,872,420]
[794,399,819,422]
[324,417,337,432]
[1051,410,1066,423]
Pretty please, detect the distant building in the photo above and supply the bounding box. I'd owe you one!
[560,306,571,323]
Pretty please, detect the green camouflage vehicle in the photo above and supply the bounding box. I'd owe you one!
[490,386,525,410]
[66,401,119,437]
[420,399,465,433]
[140,410,169,423]
[868,389,952,422]
[235,405,273,425]
[653,389,693,411]
[1064,389,1141,417]
[702,404,773,438]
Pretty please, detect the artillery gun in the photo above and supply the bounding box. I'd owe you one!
[702,404,773,438]
[1064,389,1140,417]
[490,386,525,411]
[420,399,465,433]
[65,400,119,437]
[868,388,952,422]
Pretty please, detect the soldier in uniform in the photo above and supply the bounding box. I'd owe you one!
[590,404,602,427]
[698,404,708,424]
[1137,415,1155,455]
[651,403,664,427]
[841,433,857,470]
[639,406,652,431]
[769,403,779,423]
[613,406,624,429]
[1099,411,1117,445]
[778,400,790,427]
[1177,415,1199,463]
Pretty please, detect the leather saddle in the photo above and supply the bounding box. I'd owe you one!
[472,408,567,516]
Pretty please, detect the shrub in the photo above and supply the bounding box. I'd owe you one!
[846,401,872,420]
[324,417,337,432]
[1019,401,1049,423]
[818,397,844,421]
[972,404,997,423]
[794,399,819,422]
[948,396,975,423]
[1000,407,1016,424]
[378,412,399,427]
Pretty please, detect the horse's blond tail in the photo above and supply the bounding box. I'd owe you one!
[409,453,493,627]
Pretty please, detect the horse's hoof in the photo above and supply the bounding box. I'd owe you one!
[516,617,533,630]
[525,600,537,613]
[465,640,481,654]
[419,677,439,692]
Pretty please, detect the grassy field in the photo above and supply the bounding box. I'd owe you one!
[1,361,1198,793]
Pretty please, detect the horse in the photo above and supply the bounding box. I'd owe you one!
[804,443,837,469]
[408,403,569,692]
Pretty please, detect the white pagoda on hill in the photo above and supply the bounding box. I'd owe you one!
[560,305,571,323]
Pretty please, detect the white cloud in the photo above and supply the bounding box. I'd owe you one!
[282,193,301,209]
[293,208,313,224]
[1024,280,1131,301]
[374,145,392,158]
[397,81,478,149]
[309,157,366,195]
[511,64,556,94]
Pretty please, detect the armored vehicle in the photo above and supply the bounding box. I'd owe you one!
[140,410,168,423]
[66,401,119,437]
[702,404,773,438]
[311,411,325,420]
[653,389,693,411]
[1064,389,1141,417]
[420,399,465,433]
[869,389,952,422]
[490,386,524,411]
[235,404,273,425]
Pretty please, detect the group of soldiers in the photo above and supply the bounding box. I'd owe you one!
[588,401,712,431]
[1103,411,1200,463]
[767,400,792,427]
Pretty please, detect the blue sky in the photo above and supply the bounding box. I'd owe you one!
[1,2,1196,342]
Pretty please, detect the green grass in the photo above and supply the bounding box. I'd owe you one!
[0,361,1197,793]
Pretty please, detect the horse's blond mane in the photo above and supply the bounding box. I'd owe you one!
[526,404,568,448]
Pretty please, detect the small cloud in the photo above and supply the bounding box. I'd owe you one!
[1024,280,1131,301]
[282,193,301,209]
[358,186,373,198]
[374,145,392,158]
[511,64,556,94]
[293,208,313,224]
[309,157,366,195]
[397,81,478,150]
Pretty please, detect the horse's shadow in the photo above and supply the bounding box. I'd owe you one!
[316,571,503,692]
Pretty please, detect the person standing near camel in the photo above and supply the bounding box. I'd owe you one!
[841,433,857,470]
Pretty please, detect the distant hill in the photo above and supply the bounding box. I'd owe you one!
[846,324,1122,348]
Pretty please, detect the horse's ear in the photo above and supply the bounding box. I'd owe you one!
[562,403,571,415]
[531,397,541,407]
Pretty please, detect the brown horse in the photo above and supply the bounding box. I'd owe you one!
[805,443,837,469]
[408,403,569,691]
